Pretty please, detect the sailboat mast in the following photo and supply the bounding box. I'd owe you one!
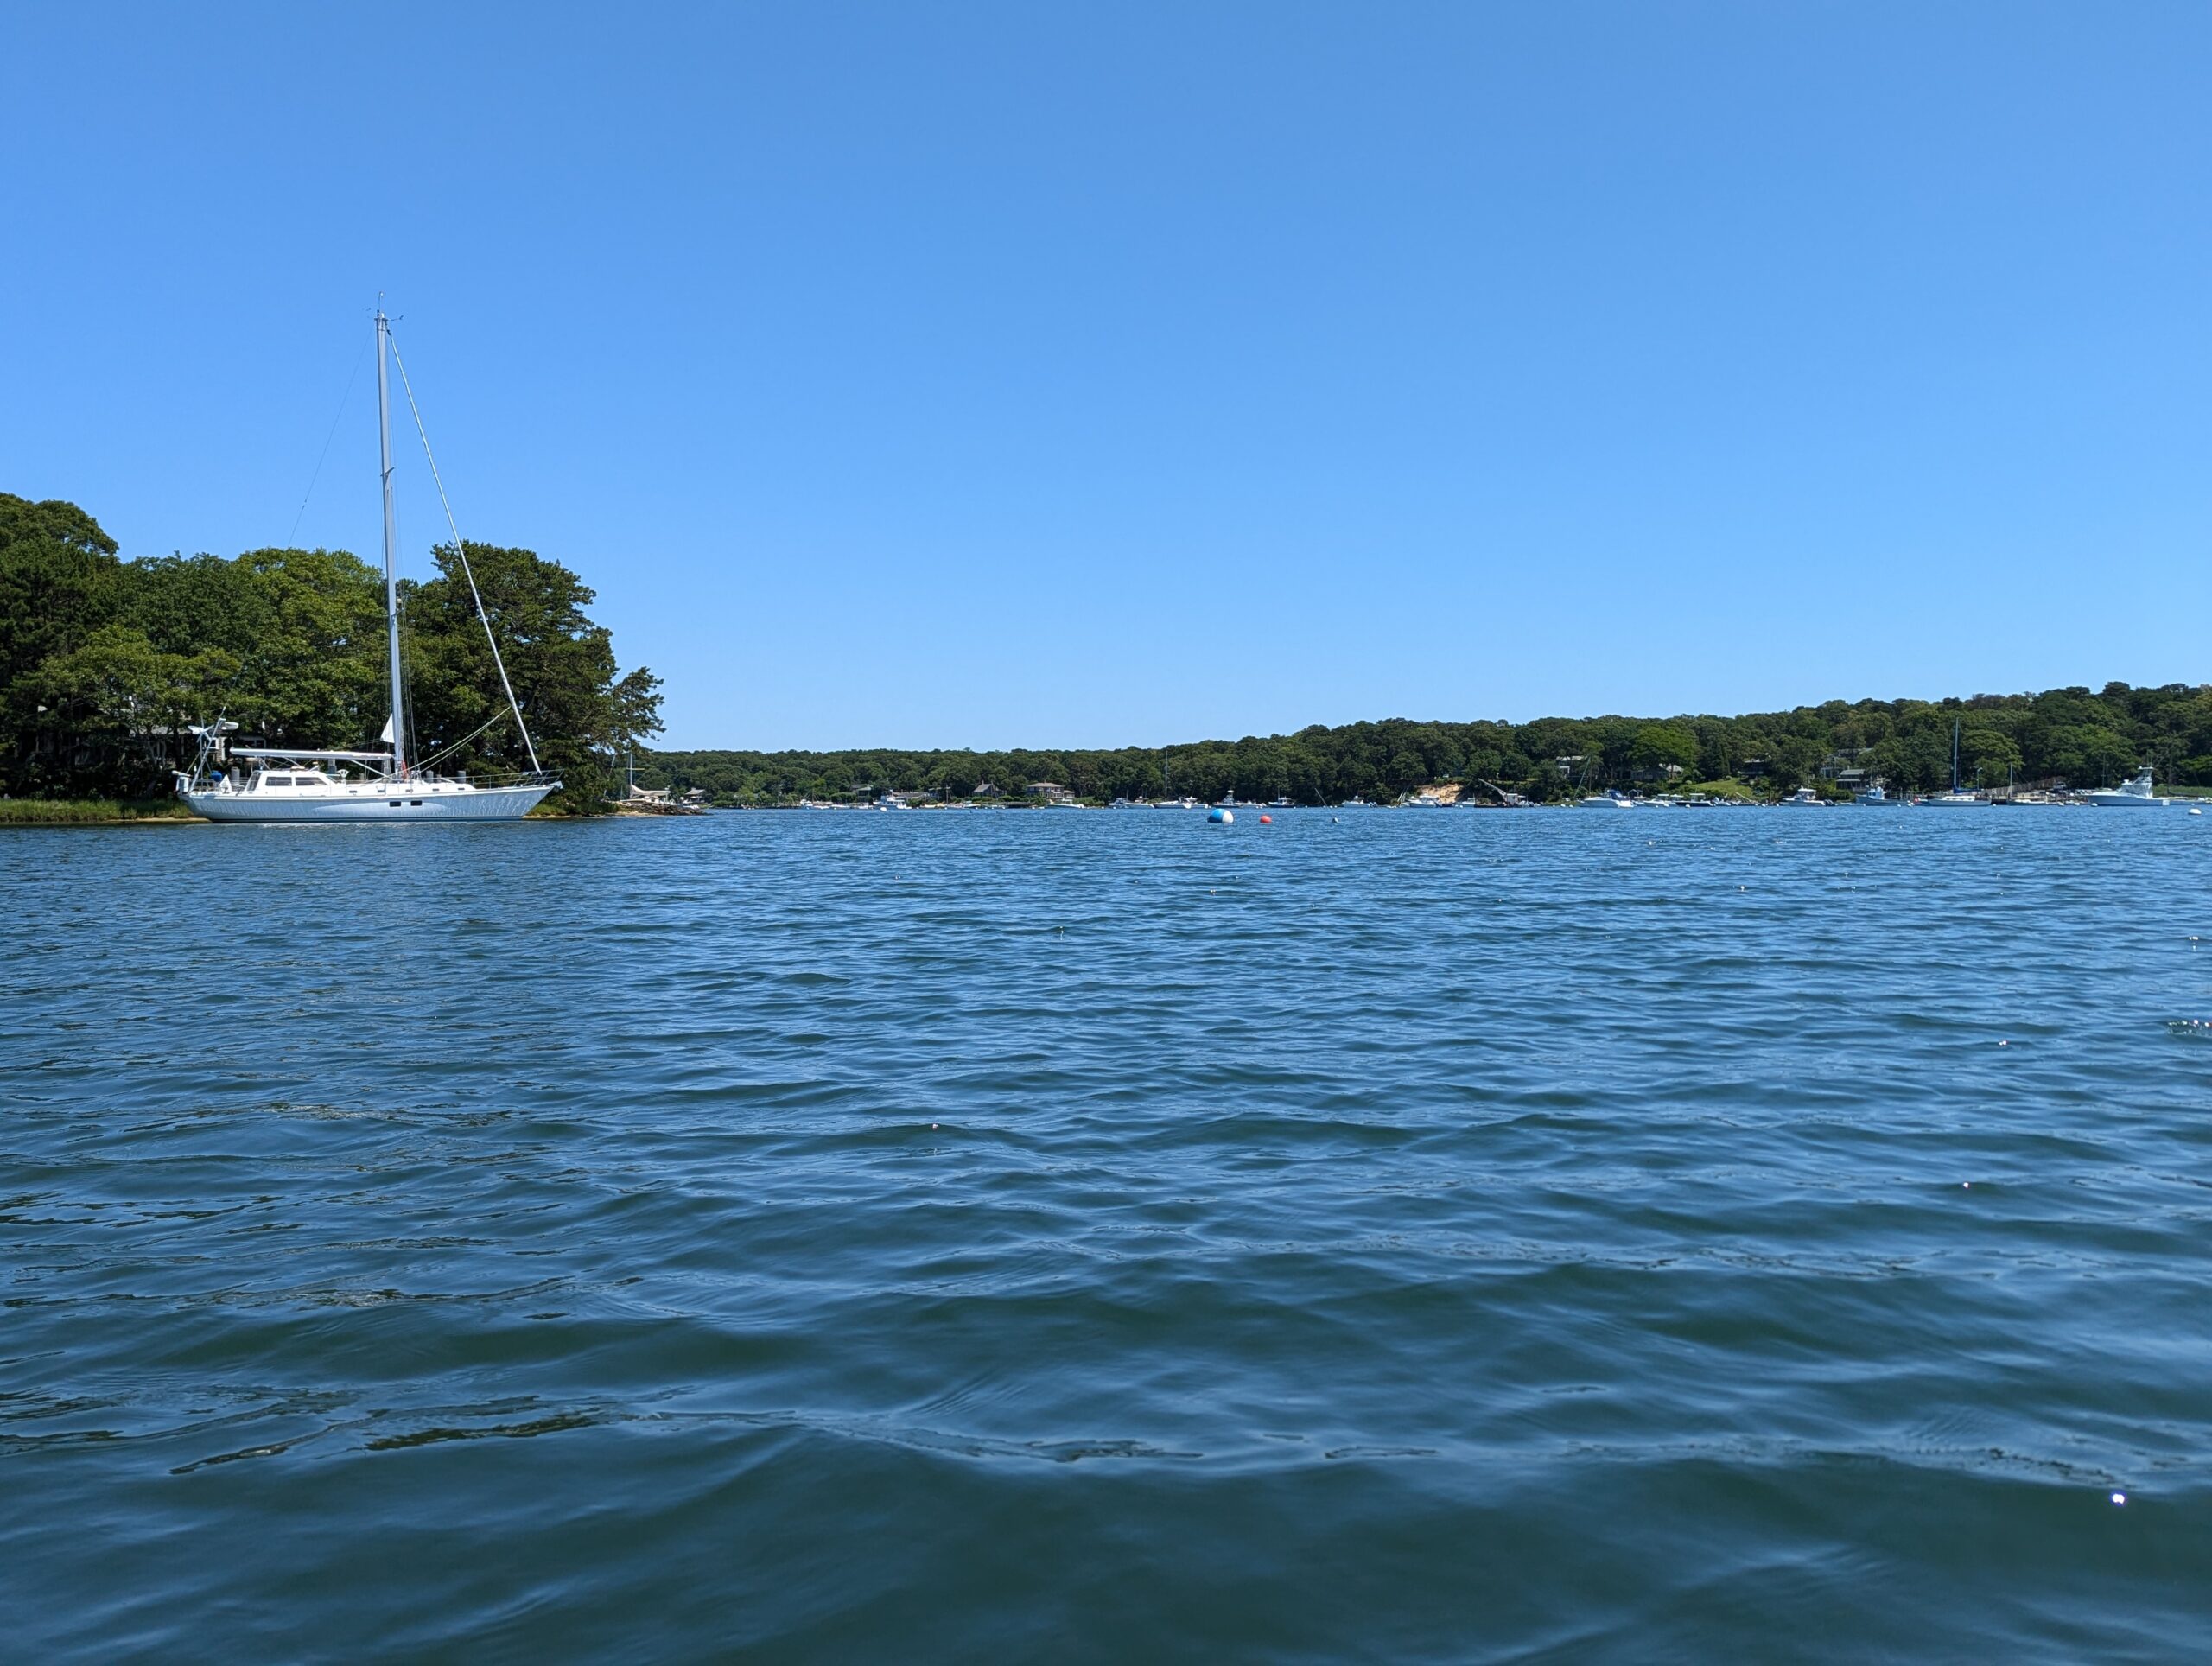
[376,310,407,779]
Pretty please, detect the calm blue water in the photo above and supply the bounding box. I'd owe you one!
[4,808,2209,1658]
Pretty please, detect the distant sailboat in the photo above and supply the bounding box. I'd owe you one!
[177,312,559,822]
[1922,721,1986,808]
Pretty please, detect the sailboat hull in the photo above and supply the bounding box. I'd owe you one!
[182,783,556,823]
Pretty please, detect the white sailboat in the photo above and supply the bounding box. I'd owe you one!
[177,313,559,823]
[1921,721,1986,807]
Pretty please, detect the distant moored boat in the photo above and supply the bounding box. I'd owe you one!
[1922,721,1987,807]
[175,312,558,823]
[2079,766,2182,808]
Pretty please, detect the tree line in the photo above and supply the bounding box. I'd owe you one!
[647,685,2212,806]
[10,484,2201,811]
[0,492,661,812]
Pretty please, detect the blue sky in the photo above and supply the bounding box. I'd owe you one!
[4,3,2206,749]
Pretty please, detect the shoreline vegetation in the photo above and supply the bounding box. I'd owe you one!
[1,492,661,815]
[10,494,2208,821]
[0,797,197,825]
[643,682,2212,809]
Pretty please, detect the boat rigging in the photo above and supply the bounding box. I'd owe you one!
[176,311,560,822]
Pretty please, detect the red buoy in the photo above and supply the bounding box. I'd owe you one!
[1259,814,1273,823]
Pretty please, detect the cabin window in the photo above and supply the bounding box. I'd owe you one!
[265,775,292,786]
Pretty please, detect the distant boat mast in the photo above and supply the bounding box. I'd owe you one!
[376,308,407,779]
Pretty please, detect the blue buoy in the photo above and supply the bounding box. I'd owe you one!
[1209,807,1233,824]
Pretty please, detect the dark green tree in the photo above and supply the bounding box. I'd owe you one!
[402,541,662,812]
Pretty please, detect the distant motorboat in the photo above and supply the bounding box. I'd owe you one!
[1781,786,1824,806]
[1577,791,1635,808]
[2079,766,2182,809]
[1340,796,1375,808]
[1853,782,1899,805]
[1268,796,1293,808]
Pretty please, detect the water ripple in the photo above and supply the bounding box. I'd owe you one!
[3,811,2210,1656]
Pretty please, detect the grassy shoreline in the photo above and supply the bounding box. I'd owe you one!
[0,798,198,825]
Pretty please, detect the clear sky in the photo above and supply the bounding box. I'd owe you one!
[4,3,2206,750]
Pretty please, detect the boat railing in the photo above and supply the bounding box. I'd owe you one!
[181,762,560,792]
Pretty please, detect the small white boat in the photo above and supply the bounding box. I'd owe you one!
[2079,766,2182,809]
[1577,791,1635,808]
[1781,786,1824,806]
[1853,782,1898,805]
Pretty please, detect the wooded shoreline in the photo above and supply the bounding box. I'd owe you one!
[2,491,661,813]
[640,681,2212,809]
